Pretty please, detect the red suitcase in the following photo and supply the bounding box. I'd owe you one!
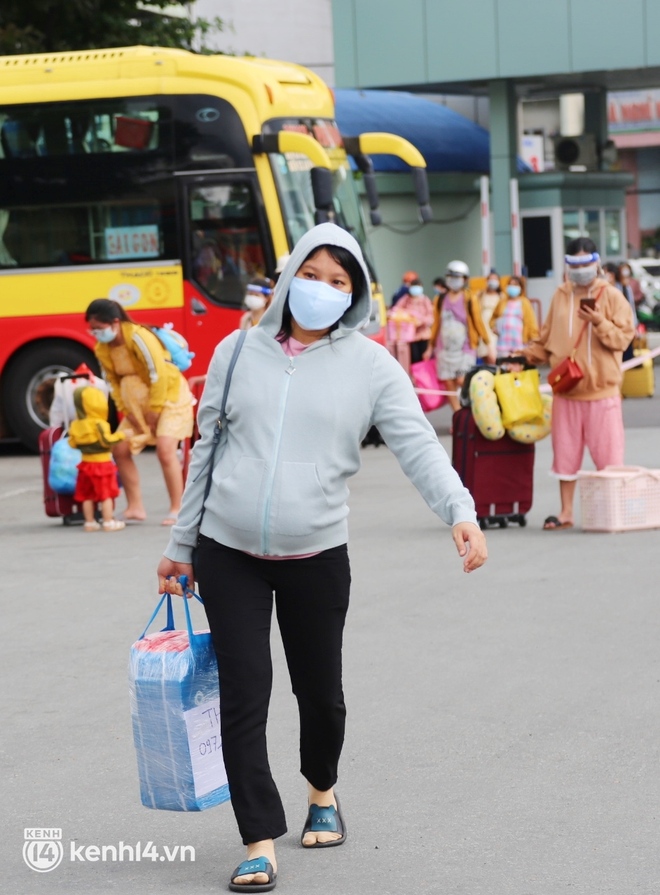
[452,407,534,529]
[38,426,81,523]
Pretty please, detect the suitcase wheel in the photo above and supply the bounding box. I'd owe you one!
[479,514,526,529]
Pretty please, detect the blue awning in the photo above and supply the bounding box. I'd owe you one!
[334,89,529,173]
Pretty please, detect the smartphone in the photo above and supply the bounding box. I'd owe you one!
[580,297,596,310]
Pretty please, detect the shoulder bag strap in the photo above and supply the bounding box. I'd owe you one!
[195,328,247,522]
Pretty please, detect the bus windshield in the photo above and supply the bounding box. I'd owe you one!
[270,152,375,274]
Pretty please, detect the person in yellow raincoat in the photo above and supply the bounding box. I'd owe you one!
[84,299,194,525]
[68,385,127,532]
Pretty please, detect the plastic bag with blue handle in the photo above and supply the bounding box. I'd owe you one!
[128,576,230,811]
[48,438,82,494]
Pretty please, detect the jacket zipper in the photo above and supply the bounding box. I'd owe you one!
[260,357,296,554]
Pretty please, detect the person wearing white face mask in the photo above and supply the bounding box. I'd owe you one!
[424,259,494,414]
[84,299,194,525]
[240,277,274,330]
[524,237,635,530]
[490,275,539,355]
[388,277,434,363]
[156,223,489,892]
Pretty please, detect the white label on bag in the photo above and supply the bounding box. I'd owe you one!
[183,698,228,798]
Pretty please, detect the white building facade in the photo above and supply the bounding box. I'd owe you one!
[192,0,335,84]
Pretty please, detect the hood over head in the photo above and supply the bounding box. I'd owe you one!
[73,385,110,421]
[259,223,372,338]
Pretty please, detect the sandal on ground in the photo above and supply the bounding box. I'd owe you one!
[102,519,126,532]
[228,857,277,893]
[301,798,346,849]
[161,513,178,526]
[543,515,574,531]
[83,521,101,532]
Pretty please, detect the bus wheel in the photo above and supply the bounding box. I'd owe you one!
[2,341,99,452]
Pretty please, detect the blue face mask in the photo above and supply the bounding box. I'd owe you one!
[506,285,521,298]
[288,277,352,331]
[91,327,117,343]
[408,285,424,296]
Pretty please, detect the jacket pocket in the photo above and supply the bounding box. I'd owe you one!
[271,461,332,537]
[212,456,265,532]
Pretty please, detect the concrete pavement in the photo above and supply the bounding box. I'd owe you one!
[1,409,660,894]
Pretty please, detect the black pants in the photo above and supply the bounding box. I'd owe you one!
[196,537,351,844]
[410,339,429,364]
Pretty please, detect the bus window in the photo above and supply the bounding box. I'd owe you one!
[0,208,16,265]
[269,150,375,275]
[0,100,164,158]
[170,95,252,170]
[1,196,174,268]
[331,165,375,274]
[270,153,317,245]
[189,182,267,307]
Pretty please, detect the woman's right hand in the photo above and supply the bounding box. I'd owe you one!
[157,557,194,597]
[126,412,142,432]
[422,345,433,361]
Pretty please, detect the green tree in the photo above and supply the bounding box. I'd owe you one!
[0,1,224,56]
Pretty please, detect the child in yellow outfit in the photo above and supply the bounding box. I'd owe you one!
[68,386,131,532]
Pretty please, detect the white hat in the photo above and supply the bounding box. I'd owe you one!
[445,259,470,278]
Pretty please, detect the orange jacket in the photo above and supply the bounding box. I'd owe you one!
[429,290,491,350]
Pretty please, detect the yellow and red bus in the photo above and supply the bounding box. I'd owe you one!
[0,45,430,450]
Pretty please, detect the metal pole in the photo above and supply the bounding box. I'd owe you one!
[480,175,491,275]
[509,177,522,276]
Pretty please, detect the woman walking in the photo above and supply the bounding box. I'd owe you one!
[156,223,488,891]
[85,299,194,525]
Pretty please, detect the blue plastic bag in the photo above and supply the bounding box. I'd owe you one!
[150,323,195,372]
[48,438,81,495]
[128,582,230,811]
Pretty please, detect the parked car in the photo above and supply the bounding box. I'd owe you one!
[626,258,660,330]
[627,258,660,301]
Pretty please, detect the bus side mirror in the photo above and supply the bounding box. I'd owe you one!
[311,167,334,224]
[342,136,382,226]
[412,168,432,222]
[362,171,382,226]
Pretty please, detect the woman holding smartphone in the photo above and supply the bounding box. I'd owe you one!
[523,237,635,530]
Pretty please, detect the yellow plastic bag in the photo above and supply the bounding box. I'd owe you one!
[493,368,544,430]
[508,393,553,443]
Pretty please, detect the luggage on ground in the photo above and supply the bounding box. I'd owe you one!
[452,407,534,528]
[621,349,654,398]
[39,426,81,522]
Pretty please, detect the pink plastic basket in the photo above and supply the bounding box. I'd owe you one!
[578,466,660,532]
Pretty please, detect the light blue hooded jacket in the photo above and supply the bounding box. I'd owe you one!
[165,223,477,562]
